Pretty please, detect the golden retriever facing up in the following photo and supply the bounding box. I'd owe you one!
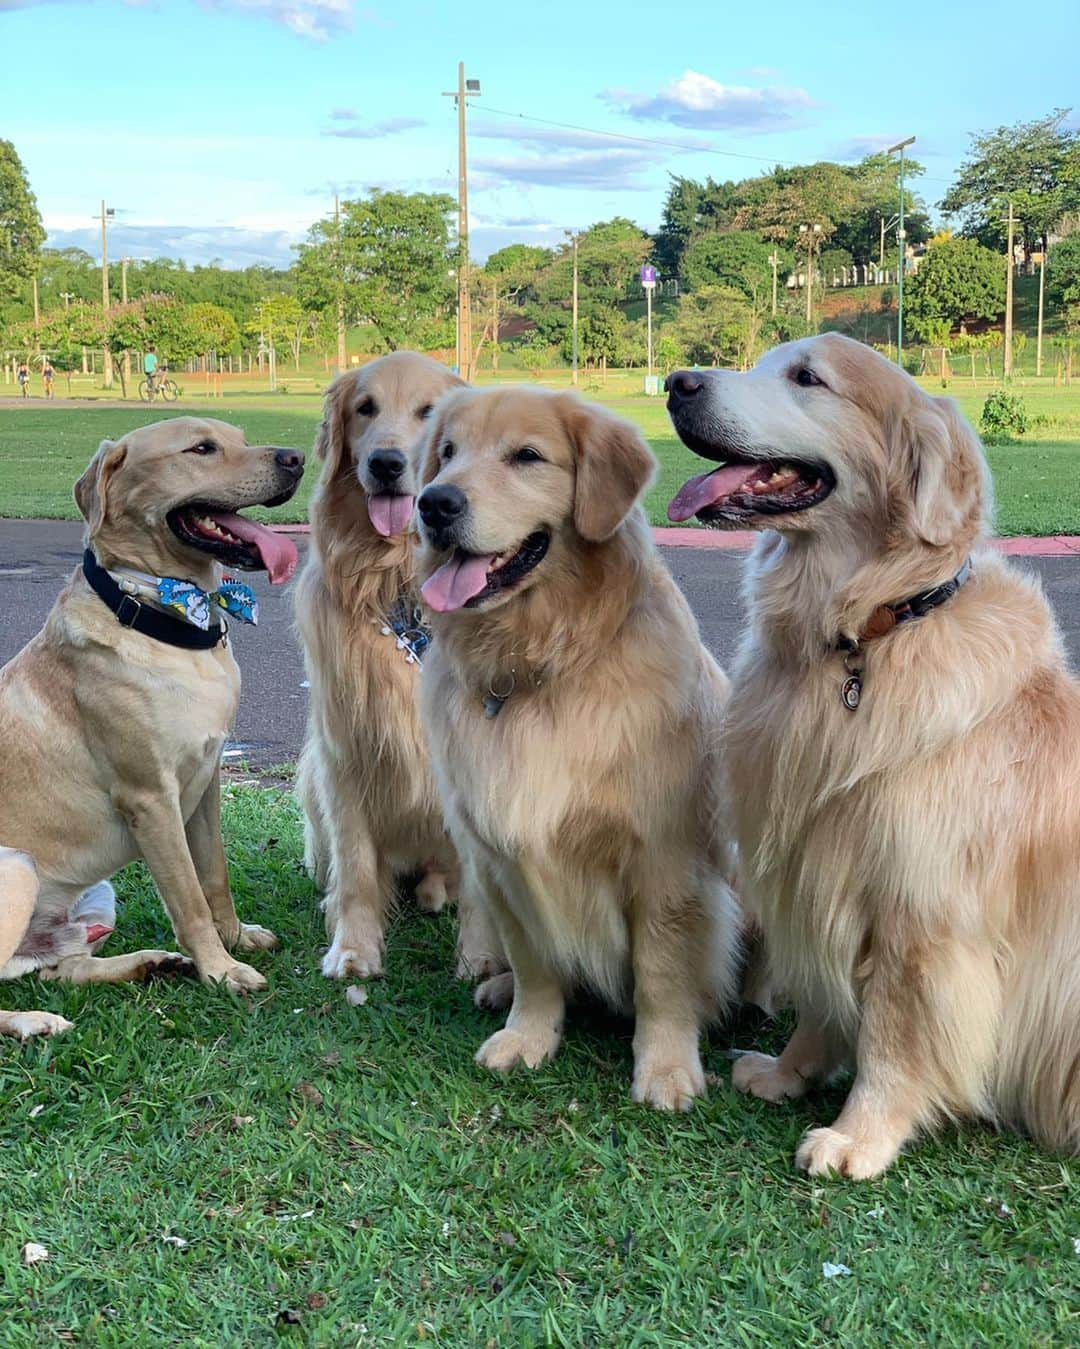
[414,385,740,1111]
[0,417,304,1036]
[667,331,1080,1175]
[295,352,505,982]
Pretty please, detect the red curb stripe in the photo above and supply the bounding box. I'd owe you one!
[271,522,1080,557]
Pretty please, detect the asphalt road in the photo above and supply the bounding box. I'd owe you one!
[2,519,1078,768]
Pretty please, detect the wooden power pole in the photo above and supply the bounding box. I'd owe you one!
[444,64,479,381]
[335,194,347,374]
[1004,199,1015,379]
[100,200,114,389]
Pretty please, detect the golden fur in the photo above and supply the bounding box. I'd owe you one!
[415,385,739,1110]
[0,417,303,1036]
[668,333,1080,1174]
[294,352,504,980]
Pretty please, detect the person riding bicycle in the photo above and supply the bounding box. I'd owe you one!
[42,358,55,399]
[143,346,159,397]
[17,361,30,397]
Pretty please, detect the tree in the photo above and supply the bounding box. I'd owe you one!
[940,110,1080,263]
[654,175,742,278]
[667,285,754,368]
[0,141,44,302]
[1047,233,1080,326]
[294,190,456,351]
[904,238,1006,340]
[472,244,550,371]
[682,230,782,301]
[185,302,241,365]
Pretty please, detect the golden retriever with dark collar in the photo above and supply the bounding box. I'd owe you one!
[295,353,504,982]
[668,332,1080,1175]
[0,417,303,1036]
[415,385,739,1110]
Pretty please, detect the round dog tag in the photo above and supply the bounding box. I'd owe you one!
[841,675,861,710]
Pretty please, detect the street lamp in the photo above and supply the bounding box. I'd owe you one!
[887,136,916,365]
[799,224,822,326]
[95,200,117,387]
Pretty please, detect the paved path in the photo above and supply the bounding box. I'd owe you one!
[2,520,1078,768]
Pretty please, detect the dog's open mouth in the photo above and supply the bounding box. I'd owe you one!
[367,493,415,538]
[167,506,299,584]
[668,454,834,526]
[421,531,550,613]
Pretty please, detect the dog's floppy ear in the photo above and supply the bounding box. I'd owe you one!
[74,438,129,535]
[893,393,987,548]
[315,371,356,474]
[558,394,656,542]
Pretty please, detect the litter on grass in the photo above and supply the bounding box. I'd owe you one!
[822,1262,851,1279]
[21,1242,49,1266]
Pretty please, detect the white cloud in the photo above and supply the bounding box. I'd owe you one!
[323,116,426,140]
[832,134,903,161]
[471,121,624,153]
[474,148,656,192]
[43,221,302,269]
[602,69,815,134]
[200,0,355,40]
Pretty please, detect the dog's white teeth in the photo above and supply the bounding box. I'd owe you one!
[489,554,508,572]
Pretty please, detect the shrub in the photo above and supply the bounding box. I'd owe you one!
[979,390,1028,442]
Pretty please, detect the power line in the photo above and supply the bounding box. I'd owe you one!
[470,102,955,187]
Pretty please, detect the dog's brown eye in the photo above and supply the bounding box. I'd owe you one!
[185,440,218,455]
[794,368,824,388]
[417,404,433,420]
[442,441,455,461]
[357,397,376,417]
[514,447,544,465]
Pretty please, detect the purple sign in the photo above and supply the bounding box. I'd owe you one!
[640,265,657,287]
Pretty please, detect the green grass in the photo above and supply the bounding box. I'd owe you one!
[2,376,1080,535]
[2,785,1078,1345]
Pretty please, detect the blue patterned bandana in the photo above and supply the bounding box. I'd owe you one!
[111,567,259,630]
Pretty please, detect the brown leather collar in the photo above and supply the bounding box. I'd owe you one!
[834,557,973,653]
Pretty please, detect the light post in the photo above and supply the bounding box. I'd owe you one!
[121,257,132,388]
[98,200,116,387]
[641,264,657,382]
[60,291,75,309]
[443,65,481,380]
[887,136,916,366]
[799,224,822,326]
[768,251,780,315]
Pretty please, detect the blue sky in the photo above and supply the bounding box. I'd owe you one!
[3,0,1078,269]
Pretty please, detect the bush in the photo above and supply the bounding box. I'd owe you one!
[979,390,1028,442]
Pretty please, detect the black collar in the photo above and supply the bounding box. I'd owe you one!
[81,549,226,650]
[834,557,973,653]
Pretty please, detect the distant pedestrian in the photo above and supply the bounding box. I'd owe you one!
[16,361,30,397]
[42,358,55,399]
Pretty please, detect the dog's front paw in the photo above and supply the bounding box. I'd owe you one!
[200,959,267,994]
[1,1010,74,1040]
[632,1056,706,1112]
[139,950,197,980]
[476,1025,559,1072]
[235,923,279,952]
[474,971,515,1012]
[322,938,382,981]
[732,1051,808,1103]
[456,946,508,981]
[414,871,448,914]
[795,1125,899,1180]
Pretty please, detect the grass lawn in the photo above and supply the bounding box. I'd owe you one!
[2,376,1079,535]
[2,784,1078,1345]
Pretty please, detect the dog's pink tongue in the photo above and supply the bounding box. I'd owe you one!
[421,553,495,613]
[85,924,113,946]
[667,463,757,522]
[367,493,415,538]
[210,512,299,584]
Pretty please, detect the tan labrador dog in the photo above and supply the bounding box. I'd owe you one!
[668,332,1080,1175]
[295,352,504,981]
[415,386,739,1111]
[0,417,303,1037]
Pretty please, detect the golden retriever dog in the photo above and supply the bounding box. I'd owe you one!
[0,417,303,1036]
[295,352,504,981]
[667,331,1080,1175]
[414,385,739,1110]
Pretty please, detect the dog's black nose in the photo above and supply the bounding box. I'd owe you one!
[274,447,304,473]
[665,370,705,399]
[418,484,467,532]
[368,448,407,484]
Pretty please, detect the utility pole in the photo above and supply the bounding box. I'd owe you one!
[887,136,915,366]
[32,275,40,326]
[1004,198,1015,379]
[1037,242,1046,378]
[334,193,347,373]
[799,224,821,326]
[768,251,779,316]
[100,200,115,388]
[570,232,579,386]
[443,64,480,381]
[879,215,885,269]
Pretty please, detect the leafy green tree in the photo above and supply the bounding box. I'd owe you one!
[682,230,783,302]
[294,190,456,351]
[36,301,104,370]
[0,141,44,302]
[654,175,742,277]
[473,244,551,371]
[668,285,754,367]
[1047,234,1080,320]
[185,302,240,360]
[940,109,1080,262]
[904,238,1006,340]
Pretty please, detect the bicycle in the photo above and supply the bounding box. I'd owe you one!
[138,375,180,403]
